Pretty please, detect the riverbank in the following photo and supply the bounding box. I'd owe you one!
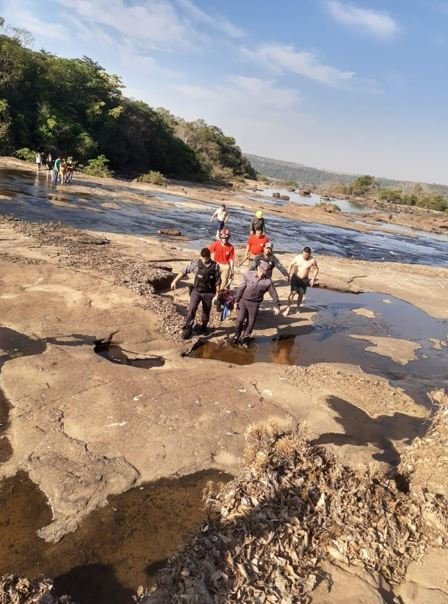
[1,161,448,602]
[3,156,448,238]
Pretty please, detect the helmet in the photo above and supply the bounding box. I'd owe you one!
[256,210,264,218]
[220,228,230,238]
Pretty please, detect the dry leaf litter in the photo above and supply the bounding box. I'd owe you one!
[0,576,73,604]
[142,409,448,603]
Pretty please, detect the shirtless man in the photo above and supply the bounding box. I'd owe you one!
[284,246,319,316]
[210,204,229,239]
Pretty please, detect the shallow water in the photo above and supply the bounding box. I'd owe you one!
[0,470,230,604]
[192,289,448,392]
[1,168,448,267]
[254,187,371,213]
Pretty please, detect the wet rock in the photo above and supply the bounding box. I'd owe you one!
[28,431,139,542]
[157,229,182,236]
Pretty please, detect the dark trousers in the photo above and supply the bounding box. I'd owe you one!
[184,289,214,328]
[235,299,260,337]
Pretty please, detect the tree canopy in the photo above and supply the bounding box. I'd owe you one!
[0,25,255,182]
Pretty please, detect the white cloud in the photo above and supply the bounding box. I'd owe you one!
[56,0,200,51]
[8,8,69,41]
[173,76,300,115]
[327,1,399,40]
[176,0,244,38]
[243,43,359,88]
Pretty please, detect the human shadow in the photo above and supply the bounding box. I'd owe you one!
[54,563,134,604]
[312,396,428,465]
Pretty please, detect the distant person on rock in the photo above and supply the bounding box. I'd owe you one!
[208,228,235,290]
[35,152,42,172]
[170,247,221,339]
[244,228,270,262]
[284,246,319,316]
[51,156,61,186]
[232,263,281,345]
[250,210,265,235]
[250,242,288,280]
[210,204,229,239]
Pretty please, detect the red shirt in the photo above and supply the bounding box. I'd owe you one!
[247,234,270,256]
[209,241,235,264]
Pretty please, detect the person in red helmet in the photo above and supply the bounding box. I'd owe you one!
[208,228,235,290]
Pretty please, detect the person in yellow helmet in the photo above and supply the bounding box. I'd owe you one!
[249,210,266,235]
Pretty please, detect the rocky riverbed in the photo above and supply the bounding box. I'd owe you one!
[1,158,448,603]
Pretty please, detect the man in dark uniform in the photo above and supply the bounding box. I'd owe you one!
[233,263,281,344]
[171,248,221,339]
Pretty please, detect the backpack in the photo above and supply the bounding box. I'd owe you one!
[194,260,218,293]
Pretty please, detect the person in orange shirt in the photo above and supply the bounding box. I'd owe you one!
[244,228,270,262]
[208,228,235,290]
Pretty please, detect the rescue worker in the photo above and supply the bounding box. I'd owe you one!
[233,262,281,344]
[249,242,288,279]
[208,228,234,290]
[249,210,266,235]
[171,247,221,339]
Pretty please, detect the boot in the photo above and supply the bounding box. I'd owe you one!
[182,325,193,340]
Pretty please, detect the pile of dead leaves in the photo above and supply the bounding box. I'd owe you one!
[0,575,73,604]
[143,417,448,603]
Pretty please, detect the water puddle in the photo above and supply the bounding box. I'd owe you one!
[94,340,165,368]
[192,289,448,394]
[0,328,47,463]
[0,469,230,604]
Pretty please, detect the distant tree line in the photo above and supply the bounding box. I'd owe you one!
[0,21,255,182]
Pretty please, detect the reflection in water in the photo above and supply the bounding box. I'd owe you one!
[192,289,448,397]
[0,470,230,604]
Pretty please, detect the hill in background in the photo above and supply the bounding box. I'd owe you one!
[246,153,448,196]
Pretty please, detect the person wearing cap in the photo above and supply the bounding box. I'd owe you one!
[208,228,235,290]
[232,263,281,344]
[249,210,266,235]
[244,228,270,263]
[249,242,288,280]
[171,247,221,339]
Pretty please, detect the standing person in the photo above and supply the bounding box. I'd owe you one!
[210,204,229,240]
[170,248,221,339]
[59,158,67,184]
[65,160,74,183]
[52,156,61,186]
[284,246,319,316]
[250,242,288,279]
[35,152,42,172]
[208,228,235,290]
[232,263,281,344]
[249,210,265,235]
[244,228,270,263]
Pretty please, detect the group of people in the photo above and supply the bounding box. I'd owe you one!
[171,205,319,343]
[35,152,74,185]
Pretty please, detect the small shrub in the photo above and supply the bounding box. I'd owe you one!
[137,170,167,186]
[15,147,36,162]
[82,154,112,178]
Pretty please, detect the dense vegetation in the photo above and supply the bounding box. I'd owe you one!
[0,21,255,182]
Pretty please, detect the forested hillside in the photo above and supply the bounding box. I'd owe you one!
[247,153,448,196]
[0,22,255,181]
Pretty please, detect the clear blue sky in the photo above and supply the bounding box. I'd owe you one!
[2,0,448,183]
